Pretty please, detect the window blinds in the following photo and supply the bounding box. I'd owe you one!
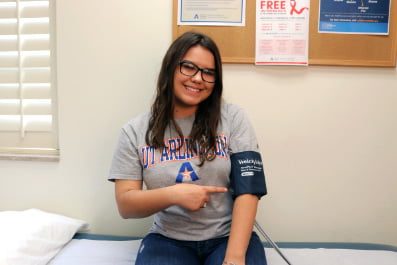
[0,0,58,156]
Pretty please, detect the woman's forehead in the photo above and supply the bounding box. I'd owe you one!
[181,45,215,68]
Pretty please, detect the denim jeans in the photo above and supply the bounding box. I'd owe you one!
[135,232,267,265]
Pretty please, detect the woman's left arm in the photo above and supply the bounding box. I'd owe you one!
[224,193,259,265]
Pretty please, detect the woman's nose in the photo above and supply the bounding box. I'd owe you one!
[191,70,203,83]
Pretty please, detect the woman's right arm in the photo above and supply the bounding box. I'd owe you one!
[115,179,227,218]
[115,179,175,218]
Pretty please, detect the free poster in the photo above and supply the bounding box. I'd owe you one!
[255,0,310,65]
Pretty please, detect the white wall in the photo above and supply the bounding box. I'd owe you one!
[1,0,396,246]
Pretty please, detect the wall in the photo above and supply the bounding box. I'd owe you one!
[0,0,396,246]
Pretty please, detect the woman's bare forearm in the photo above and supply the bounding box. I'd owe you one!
[224,194,259,265]
[116,183,176,218]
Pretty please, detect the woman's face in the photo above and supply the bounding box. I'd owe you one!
[173,45,216,118]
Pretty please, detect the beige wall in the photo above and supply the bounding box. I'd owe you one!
[1,0,396,246]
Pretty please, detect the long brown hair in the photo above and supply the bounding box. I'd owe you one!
[145,31,223,165]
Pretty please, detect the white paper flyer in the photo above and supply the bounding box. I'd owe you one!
[255,0,310,65]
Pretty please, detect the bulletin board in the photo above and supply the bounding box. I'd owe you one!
[173,0,397,67]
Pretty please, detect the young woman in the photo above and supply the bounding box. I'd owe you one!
[109,31,267,265]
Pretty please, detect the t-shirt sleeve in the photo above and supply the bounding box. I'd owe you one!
[108,127,143,182]
[228,105,260,153]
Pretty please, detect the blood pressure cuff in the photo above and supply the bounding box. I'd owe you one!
[230,151,267,199]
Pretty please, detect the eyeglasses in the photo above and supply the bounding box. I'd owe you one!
[178,60,216,83]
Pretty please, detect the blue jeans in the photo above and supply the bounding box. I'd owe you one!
[135,232,266,265]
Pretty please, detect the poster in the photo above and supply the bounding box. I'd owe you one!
[318,0,391,34]
[178,0,246,26]
[255,0,310,65]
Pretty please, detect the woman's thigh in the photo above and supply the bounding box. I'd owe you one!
[135,233,201,265]
[204,232,267,265]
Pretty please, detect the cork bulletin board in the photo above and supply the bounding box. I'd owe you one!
[173,0,397,66]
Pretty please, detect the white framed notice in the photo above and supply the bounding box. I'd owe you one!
[177,0,246,26]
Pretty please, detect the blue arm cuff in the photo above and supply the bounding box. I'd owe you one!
[230,151,267,199]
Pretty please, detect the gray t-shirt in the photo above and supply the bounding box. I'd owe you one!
[109,103,261,241]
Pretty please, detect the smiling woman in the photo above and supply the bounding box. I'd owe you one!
[108,31,268,265]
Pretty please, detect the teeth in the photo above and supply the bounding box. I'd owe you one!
[187,87,200,92]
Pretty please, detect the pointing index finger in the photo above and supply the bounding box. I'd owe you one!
[203,186,228,194]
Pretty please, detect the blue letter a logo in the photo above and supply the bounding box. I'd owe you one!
[175,162,199,183]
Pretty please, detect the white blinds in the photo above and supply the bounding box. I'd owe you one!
[0,0,58,156]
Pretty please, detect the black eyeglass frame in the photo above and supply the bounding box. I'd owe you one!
[178,60,217,83]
